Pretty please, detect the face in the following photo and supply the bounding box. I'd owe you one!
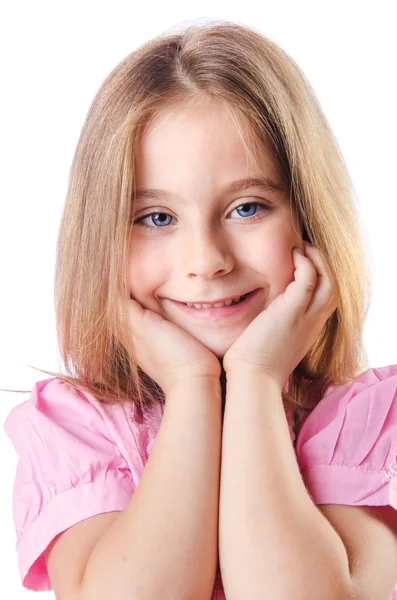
[128,100,304,358]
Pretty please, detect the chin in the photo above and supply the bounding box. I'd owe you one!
[211,346,226,360]
[196,336,234,360]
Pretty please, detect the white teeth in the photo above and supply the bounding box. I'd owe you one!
[185,294,247,309]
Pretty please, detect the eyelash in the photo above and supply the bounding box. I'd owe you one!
[132,201,271,232]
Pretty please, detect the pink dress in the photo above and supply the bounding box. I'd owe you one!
[3,364,397,599]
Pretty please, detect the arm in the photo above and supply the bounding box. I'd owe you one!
[79,376,222,600]
[219,372,352,600]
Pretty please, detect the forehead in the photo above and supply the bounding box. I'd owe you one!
[134,100,284,188]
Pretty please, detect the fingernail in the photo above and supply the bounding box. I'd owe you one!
[294,247,303,255]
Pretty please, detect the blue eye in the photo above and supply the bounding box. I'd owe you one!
[144,213,173,227]
[231,203,259,218]
[132,201,270,232]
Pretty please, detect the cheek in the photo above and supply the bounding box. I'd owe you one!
[248,229,295,276]
[128,242,167,302]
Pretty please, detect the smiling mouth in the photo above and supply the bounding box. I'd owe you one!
[170,289,258,309]
[182,293,249,309]
[164,289,261,319]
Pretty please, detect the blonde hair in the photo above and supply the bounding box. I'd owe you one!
[15,19,371,436]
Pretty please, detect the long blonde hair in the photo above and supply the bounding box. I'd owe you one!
[13,20,371,436]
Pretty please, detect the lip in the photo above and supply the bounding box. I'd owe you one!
[165,288,261,319]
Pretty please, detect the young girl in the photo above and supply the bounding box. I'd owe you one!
[4,19,397,600]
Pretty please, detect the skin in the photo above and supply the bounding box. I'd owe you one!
[125,98,338,595]
[128,99,306,362]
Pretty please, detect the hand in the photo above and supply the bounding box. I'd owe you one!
[122,297,221,396]
[222,243,337,390]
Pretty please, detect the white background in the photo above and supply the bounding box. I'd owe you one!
[1,1,396,597]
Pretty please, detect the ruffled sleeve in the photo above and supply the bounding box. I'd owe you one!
[3,377,161,592]
[295,364,397,508]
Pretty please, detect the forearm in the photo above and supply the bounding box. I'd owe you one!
[80,377,222,600]
[219,372,351,600]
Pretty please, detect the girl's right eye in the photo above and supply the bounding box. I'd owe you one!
[132,212,174,231]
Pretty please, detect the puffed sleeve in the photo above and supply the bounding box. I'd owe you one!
[295,365,397,508]
[3,377,160,591]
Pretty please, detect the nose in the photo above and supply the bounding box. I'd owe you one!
[183,226,234,279]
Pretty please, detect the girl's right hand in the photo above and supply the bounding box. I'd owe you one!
[126,298,221,396]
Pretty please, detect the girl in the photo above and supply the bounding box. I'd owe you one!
[4,19,397,600]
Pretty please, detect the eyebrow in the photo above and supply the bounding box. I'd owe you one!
[132,176,285,206]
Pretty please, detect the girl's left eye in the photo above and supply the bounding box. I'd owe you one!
[132,201,270,231]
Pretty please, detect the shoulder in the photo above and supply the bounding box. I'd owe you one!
[295,364,397,508]
[298,364,397,435]
[4,377,162,461]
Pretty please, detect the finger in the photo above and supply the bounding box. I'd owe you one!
[127,297,144,327]
[302,245,337,316]
[285,247,318,313]
[129,297,167,333]
[126,298,155,344]
[126,299,153,365]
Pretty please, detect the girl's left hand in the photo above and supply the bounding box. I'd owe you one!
[222,243,338,390]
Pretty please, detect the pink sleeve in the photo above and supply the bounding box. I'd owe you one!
[295,364,397,508]
[3,378,149,592]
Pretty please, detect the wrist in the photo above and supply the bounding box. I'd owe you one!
[225,365,283,391]
[165,374,222,398]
